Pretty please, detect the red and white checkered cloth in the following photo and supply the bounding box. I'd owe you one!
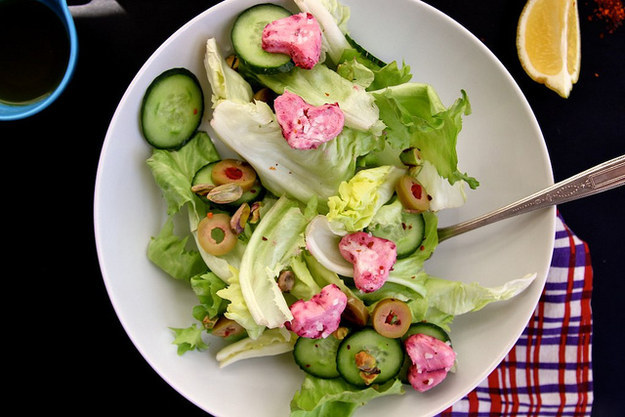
[439,214,594,416]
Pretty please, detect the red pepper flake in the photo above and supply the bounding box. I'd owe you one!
[207,212,214,218]
[262,236,268,241]
[589,0,625,34]
[225,167,243,180]
[420,245,425,251]
[269,166,277,170]
[411,183,423,199]
[193,108,198,115]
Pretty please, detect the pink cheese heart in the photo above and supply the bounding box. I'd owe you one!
[274,90,344,150]
[338,232,397,293]
[262,12,322,69]
[286,284,347,339]
[404,333,456,392]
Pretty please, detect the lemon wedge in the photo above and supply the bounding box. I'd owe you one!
[517,0,581,97]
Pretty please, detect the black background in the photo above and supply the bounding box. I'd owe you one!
[3,0,623,415]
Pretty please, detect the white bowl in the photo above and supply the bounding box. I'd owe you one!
[94,0,554,416]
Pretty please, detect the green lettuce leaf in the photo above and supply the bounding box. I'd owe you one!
[190,271,229,319]
[290,375,404,417]
[203,37,253,107]
[326,165,405,233]
[147,217,207,281]
[424,272,538,316]
[146,131,220,217]
[215,328,296,368]
[239,195,309,329]
[216,265,265,340]
[414,160,468,211]
[289,254,323,301]
[170,324,208,355]
[372,83,478,188]
[337,49,413,92]
[301,252,358,299]
[336,57,375,89]
[367,60,413,91]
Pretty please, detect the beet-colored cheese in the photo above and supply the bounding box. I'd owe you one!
[273,90,344,150]
[286,284,347,339]
[404,333,456,392]
[262,12,322,69]
[338,232,397,293]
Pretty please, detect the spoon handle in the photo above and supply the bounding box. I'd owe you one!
[437,154,625,242]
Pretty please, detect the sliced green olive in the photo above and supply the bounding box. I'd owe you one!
[211,159,257,192]
[395,175,430,213]
[211,316,245,338]
[372,298,412,338]
[399,147,423,167]
[342,295,370,327]
[197,213,238,256]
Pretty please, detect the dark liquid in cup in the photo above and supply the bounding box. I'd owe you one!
[0,0,71,105]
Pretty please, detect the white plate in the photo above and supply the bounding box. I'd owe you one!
[94,0,555,416]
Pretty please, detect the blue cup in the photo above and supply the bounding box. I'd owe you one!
[0,0,78,121]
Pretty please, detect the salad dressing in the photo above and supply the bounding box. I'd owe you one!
[0,0,70,105]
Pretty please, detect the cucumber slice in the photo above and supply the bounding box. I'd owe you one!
[140,68,204,150]
[336,328,404,387]
[345,34,387,68]
[192,162,264,207]
[367,210,425,258]
[402,322,451,343]
[231,3,295,74]
[293,335,341,379]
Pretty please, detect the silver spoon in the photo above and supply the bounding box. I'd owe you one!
[437,154,625,242]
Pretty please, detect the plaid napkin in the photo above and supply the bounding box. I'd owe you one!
[439,214,594,416]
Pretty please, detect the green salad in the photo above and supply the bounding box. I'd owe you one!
[141,0,537,415]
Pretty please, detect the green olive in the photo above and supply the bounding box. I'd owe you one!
[399,147,423,167]
[342,295,370,327]
[395,175,430,213]
[211,316,245,338]
[211,159,257,192]
[197,213,238,256]
[372,298,412,338]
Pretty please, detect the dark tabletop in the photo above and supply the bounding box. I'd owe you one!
[5,0,622,415]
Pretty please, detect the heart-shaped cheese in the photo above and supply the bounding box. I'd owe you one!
[286,284,347,339]
[274,90,344,150]
[404,333,456,392]
[338,231,397,293]
[262,12,322,69]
